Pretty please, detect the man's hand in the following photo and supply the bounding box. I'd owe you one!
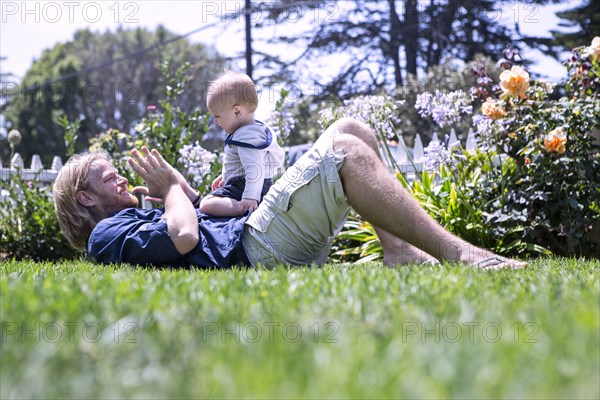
[128,146,199,255]
[238,198,259,214]
[128,147,179,201]
[129,147,200,205]
[212,175,225,190]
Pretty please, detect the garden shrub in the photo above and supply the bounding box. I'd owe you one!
[331,39,600,261]
[330,151,526,263]
[0,171,80,261]
[1,125,80,261]
[88,60,221,196]
[469,40,600,257]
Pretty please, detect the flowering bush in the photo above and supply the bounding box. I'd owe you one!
[332,39,600,261]
[266,88,297,148]
[178,142,220,195]
[1,125,82,260]
[319,94,404,140]
[320,94,405,169]
[133,62,211,175]
[467,40,600,256]
[1,171,80,261]
[415,90,472,128]
[422,135,460,172]
[88,61,219,195]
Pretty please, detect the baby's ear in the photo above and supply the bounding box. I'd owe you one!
[233,105,243,117]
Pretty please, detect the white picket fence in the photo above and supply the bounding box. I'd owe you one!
[0,153,63,201]
[1,153,63,183]
[0,128,479,197]
[383,128,478,175]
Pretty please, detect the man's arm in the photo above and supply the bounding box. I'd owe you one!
[128,147,199,255]
[172,167,202,205]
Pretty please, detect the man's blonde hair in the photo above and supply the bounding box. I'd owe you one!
[207,71,258,112]
[53,152,107,251]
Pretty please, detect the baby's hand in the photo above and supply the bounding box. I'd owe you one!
[212,175,224,190]
[238,198,259,214]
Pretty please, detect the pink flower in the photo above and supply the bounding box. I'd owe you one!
[147,105,157,111]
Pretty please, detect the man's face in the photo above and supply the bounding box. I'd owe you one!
[79,158,138,217]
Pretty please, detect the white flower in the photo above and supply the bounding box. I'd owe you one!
[8,129,21,147]
[320,95,404,139]
[587,36,600,60]
[423,138,452,171]
[178,142,217,188]
[537,79,556,94]
[415,90,472,128]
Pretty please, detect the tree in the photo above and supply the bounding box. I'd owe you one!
[554,0,600,42]
[245,0,254,79]
[231,0,567,104]
[0,56,11,146]
[549,0,599,57]
[242,1,536,100]
[3,26,225,163]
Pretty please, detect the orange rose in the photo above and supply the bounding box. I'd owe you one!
[589,36,600,61]
[544,128,567,154]
[481,99,506,120]
[499,65,530,99]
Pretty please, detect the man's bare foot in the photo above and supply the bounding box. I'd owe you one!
[383,253,439,267]
[452,244,528,270]
[471,255,528,270]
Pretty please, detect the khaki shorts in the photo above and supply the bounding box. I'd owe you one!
[243,124,349,267]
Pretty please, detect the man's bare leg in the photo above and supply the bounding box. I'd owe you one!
[329,118,437,266]
[374,226,438,266]
[331,118,526,268]
[320,118,436,265]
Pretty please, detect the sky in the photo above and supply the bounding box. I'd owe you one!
[0,0,583,127]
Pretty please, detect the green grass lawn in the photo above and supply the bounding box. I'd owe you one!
[1,258,598,399]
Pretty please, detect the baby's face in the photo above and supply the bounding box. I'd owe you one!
[208,96,239,134]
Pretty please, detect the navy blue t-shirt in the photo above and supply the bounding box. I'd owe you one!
[87,208,251,268]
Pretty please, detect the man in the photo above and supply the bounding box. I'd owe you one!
[53,118,527,270]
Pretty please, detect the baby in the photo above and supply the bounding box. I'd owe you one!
[200,71,285,216]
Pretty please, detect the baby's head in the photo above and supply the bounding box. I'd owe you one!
[207,71,258,133]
